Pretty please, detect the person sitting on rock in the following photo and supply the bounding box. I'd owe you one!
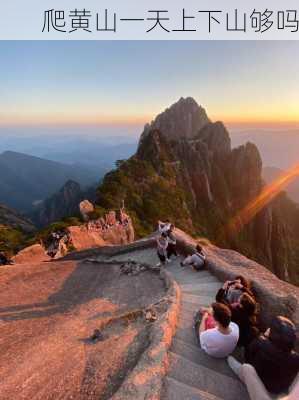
[216,275,254,306]
[156,232,169,267]
[228,316,299,399]
[230,292,260,350]
[166,224,178,260]
[197,302,239,358]
[180,244,206,271]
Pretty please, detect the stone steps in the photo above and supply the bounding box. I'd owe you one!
[175,323,199,347]
[170,269,212,280]
[180,282,222,295]
[170,337,236,378]
[167,352,248,400]
[119,247,250,400]
[160,251,250,400]
[182,292,215,305]
[162,377,223,400]
[181,300,210,315]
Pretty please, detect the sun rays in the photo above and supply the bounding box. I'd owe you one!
[228,163,299,235]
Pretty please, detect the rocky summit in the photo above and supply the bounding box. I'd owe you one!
[140,96,210,143]
[97,97,299,285]
[1,229,298,400]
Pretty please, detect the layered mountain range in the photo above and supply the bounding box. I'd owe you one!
[30,180,84,227]
[97,97,299,285]
[0,151,100,212]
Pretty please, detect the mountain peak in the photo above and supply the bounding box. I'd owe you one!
[61,180,81,191]
[177,96,200,106]
[139,97,210,145]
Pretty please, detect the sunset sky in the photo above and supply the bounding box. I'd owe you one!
[0,41,299,134]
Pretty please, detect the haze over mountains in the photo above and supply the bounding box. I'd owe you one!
[0,136,136,213]
[0,130,137,171]
[230,128,299,170]
[0,151,100,212]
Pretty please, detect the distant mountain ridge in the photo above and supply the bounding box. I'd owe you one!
[31,180,84,227]
[0,203,35,233]
[0,151,100,212]
[43,142,137,169]
[231,129,299,170]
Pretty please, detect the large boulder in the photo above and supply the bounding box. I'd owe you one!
[12,244,51,264]
[67,225,106,250]
[79,199,95,221]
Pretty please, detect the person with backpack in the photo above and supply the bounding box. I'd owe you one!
[180,244,206,271]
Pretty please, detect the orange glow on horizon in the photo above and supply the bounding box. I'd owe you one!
[1,113,299,129]
[0,113,151,128]
[227,164,299,236]
[211,114,299,127]
[1,102,299,129]
[210,106,299,127]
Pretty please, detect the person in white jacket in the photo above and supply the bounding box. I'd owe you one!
[180,244,206,271]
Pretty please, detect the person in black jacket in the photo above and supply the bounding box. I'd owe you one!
[230,292,260,349]
[228,315,299,396]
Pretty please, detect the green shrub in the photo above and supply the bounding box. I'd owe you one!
[0,226,27,256]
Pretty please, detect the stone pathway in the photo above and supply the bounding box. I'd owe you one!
[107,247,250,400]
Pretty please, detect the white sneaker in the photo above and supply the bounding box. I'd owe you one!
[156,262,161,267]
[166,258,171,263]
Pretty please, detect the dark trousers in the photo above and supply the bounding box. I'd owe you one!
[157,252,166,263]
[167,243,177,259]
